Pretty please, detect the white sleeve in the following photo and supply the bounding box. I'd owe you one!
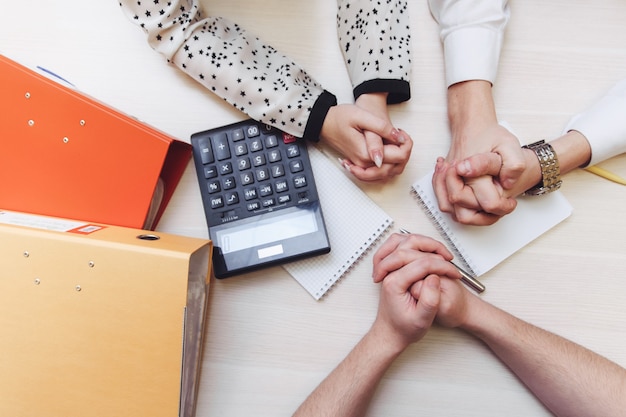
[565,79,626,166]
[428,0,510,87]
[117,0,334,140]
[337,0,411,104]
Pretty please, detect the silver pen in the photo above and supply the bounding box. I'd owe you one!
[398,228,485,293]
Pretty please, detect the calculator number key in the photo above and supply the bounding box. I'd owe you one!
[256,168,270,182]
[252,154,266,167]
[250,138,263,152]
[268,149,282,163]
[265,134,279,148]
[271,164,285,178]
[234,143,248,156]
[246,125,260,137]
[238,157,251,171]
[240,172,255,186]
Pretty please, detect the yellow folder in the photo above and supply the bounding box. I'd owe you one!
[0,210,212,417]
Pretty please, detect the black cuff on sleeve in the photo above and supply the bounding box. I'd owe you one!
[302,90,337,142]
[353,79,411,104]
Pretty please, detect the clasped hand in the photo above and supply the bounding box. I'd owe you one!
[432,123,529,225]
[320,93,413,182]
[369,233,471,352]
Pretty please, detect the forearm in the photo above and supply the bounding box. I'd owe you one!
[462,297,626,417]
[547,130,592,174]
[447,80,497,144]
[293,326,403,417]
[118,0,334,140]
[337,0,411,104]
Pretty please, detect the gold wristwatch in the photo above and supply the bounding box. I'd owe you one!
[522,140,562,196]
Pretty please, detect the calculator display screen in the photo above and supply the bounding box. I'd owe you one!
[215,209,318,254]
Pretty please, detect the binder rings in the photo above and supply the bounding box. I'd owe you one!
[0,210,212,417]
[0,54,192,230]
[411,171,572,277]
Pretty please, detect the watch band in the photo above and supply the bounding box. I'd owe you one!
[522,140,562,196]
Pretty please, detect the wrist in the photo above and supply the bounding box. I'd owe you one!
[551,130,592,171]
[368,320,410,357]
[521,147,543,192]
[447,80,497,140]
[522,140,563,196]
[458,293,493,336]
[356,92,389,106]
[355,92,390,118]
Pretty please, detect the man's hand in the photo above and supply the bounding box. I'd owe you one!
[433,80,525,225]
[371,233,461,351]
[411,276,475,329]
[455,149,542,199]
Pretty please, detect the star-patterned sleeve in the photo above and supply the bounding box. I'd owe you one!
[337,0,411,104]
[117,0,337,141]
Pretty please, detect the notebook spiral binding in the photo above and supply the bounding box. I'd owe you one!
[410,186,478,277]
[316,217,393,299]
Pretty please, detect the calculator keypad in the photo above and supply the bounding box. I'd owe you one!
[191,121,320,228]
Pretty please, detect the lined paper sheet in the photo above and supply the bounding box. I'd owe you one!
[283,146,392,300]
[411,171,573,277]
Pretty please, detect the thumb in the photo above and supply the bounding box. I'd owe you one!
[456,153,503,179]
[417,275,441,322]
[354,110,404,145]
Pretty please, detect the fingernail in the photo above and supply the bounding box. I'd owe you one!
[458,160,471,175]
[392,128,405,144]
[338,158,351,172]
[427,276,440,288]
[435,157,444,172]
[373,152,383,168]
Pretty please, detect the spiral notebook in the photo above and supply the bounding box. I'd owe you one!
[411,171,572,277]
[283,146,393,300]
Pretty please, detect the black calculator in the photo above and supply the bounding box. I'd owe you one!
[191,119,330,278]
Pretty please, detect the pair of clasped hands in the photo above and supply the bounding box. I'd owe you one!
[319,92,414,183]
[322,92,533,225]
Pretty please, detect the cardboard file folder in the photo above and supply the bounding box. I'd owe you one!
[0,210,212,417]
[0,54,192,230]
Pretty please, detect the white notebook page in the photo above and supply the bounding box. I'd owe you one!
[411,171,573,277]
[283,146,392,300]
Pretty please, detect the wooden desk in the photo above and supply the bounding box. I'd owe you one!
[2,1,625,415]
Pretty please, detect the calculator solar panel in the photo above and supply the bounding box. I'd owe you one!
[191,119,330,278]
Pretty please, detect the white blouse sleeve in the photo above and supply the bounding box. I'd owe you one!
[117,0,336,140]
[337,0,411,104]
[565,79,626,166]
[428,0,510,87]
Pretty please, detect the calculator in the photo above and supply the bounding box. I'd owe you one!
[190,119,330,278]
